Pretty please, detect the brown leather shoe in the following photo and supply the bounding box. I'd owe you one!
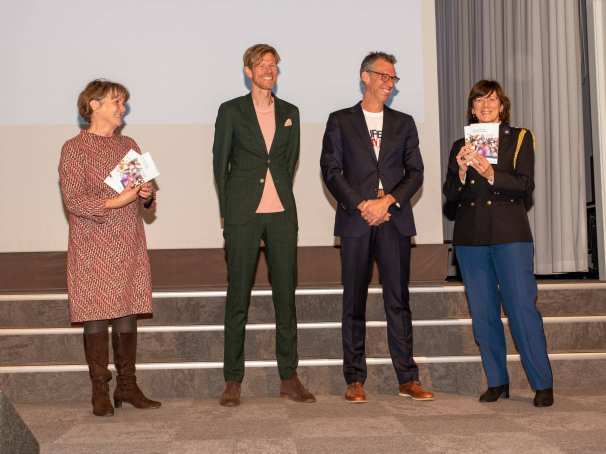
[280,373,316,403]
[345,382,367,403]
[220,381,241,407]
[398,381,434,401]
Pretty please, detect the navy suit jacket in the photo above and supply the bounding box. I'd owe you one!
[320,102,424,238]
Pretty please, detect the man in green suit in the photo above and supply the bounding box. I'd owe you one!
[213,43,315,407]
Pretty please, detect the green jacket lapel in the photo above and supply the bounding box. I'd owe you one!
[269,96,287,155]
[240,93,269,156]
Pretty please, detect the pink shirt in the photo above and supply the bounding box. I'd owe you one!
[255,101,285,213]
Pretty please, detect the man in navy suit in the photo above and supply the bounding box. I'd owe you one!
[321,51,433,403]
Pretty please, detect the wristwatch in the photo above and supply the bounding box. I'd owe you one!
[143,194,155,209]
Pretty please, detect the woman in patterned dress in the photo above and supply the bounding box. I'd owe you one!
[59,79,161,416]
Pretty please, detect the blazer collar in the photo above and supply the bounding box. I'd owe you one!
[378,106,395,163]
[241,92,287,155]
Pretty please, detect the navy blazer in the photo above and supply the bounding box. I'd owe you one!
[442,123,535,245]
[320,102,424,238]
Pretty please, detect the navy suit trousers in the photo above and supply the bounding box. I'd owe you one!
[340,221,419,385]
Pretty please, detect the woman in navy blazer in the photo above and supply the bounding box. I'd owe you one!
[443,80,553,407]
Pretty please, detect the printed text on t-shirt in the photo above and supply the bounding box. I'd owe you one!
[369,129,382,151]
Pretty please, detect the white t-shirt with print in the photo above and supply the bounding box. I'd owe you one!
[363,109,384,189]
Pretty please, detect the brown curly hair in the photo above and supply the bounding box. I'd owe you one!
[77,79,129,124]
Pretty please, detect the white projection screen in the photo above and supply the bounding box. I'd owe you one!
[0,0,443,252]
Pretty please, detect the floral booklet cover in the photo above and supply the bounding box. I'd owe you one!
[104,149,160,193]
[464,122,499,164]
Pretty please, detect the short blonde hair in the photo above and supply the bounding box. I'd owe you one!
[243,44,280,70]
[77,79,129,123]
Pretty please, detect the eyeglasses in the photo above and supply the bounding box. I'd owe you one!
[366,70,400,84]
[473,96,500,105]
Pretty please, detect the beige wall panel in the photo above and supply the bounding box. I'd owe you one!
[0,120,442,252]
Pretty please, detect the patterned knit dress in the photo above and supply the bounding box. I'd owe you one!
[59,131,153,322]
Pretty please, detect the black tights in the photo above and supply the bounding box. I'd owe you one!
[83,315,137,335]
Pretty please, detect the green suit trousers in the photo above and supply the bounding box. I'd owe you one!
[223,211,299,381]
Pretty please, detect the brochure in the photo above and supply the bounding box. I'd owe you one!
[104,149,160,193]
[464,123,499,164]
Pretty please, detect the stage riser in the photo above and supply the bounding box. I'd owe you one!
[0,246,450,292]
[1,322,605,366]
[1,289,606,328]
[1,359,605,403]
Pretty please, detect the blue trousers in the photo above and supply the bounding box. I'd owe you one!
[455,242,553,390]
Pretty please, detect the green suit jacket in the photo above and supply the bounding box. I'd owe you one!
[212,93,300,227]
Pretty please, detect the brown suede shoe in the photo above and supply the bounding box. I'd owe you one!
[345,382,367,403]
[280,373,316,403]
[219,381,241,407]
[398,381,434,401]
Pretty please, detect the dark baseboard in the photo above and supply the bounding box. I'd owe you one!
[0,244,448,293]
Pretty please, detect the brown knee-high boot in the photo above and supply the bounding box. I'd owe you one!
[83,332,114,417]
[111,332,161,409]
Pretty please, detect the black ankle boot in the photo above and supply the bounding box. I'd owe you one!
[479,384,510,402]
[533,388,554,407]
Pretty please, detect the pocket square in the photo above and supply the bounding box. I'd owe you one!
[284,118,292,127]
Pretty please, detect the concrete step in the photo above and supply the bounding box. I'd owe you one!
[0,391,39,453]
[2,283,605,404]
[1,284,606,328]
[1,354,604,403]
[1,318,605,366]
